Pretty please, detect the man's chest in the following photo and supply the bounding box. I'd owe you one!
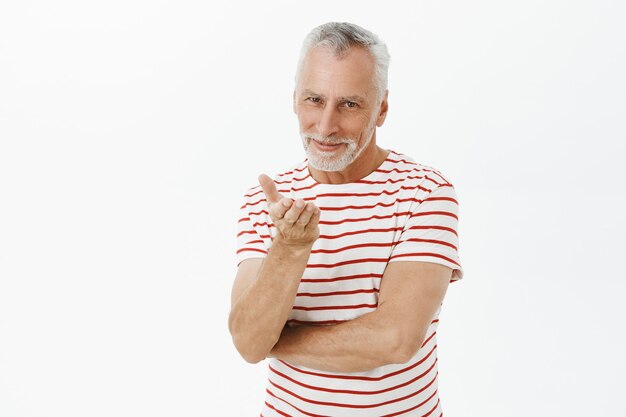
[285,188,413,324]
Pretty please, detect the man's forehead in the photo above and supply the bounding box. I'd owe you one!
[297,46,376,98]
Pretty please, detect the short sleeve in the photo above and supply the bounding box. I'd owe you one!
[235,191,270,266]
[389,183,464,282]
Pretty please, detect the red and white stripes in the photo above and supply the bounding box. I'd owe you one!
[236,151,463,416]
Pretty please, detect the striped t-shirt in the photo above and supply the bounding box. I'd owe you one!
[236,150,464,417]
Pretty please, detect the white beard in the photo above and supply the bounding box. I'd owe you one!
[301,121,376,172]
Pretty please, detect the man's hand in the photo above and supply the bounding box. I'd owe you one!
[229,177,321,363]
[259,174,320,246]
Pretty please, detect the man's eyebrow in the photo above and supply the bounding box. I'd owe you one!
[337,95,366,103]
[300,89,366,103]
[301,89,324,98]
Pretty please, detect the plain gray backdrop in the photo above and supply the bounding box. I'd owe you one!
[1,1,625,416]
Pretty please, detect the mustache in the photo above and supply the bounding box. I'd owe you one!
[302,133,351,145]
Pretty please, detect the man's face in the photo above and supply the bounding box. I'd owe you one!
[294,46,386,172]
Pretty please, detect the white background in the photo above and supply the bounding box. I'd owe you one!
[1,1,625,416]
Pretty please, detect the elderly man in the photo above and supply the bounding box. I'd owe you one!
[229,22,464,417]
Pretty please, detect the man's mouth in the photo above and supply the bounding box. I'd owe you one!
[311,139,344,152]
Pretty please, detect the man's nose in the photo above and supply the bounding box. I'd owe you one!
[317,105,340,137]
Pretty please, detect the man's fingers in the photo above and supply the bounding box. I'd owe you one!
[258,174,283,204]
[270,197,293,220]
[296,202,316,226]
[305,206,321,230]
[282,199,306,224]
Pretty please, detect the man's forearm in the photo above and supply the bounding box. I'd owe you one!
[229,238,312,363]
[268,310,408,373]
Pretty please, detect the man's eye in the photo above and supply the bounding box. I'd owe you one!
[306,97,321,103]
[344,101,358,108]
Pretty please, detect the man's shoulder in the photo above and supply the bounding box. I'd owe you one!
[272,159,309,187]
[240,159,308,200]
[386,150,454,187]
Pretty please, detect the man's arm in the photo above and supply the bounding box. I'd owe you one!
[268,261,451,373]
[228,175,320,363]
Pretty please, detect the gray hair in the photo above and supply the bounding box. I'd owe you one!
[295,22,391,101]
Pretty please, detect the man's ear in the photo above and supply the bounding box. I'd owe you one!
[376,90,389,127]
[292,90,297,114]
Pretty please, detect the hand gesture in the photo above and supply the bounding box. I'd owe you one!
[258,174,320,246]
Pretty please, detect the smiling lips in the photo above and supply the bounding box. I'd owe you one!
[312,139,344,152]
